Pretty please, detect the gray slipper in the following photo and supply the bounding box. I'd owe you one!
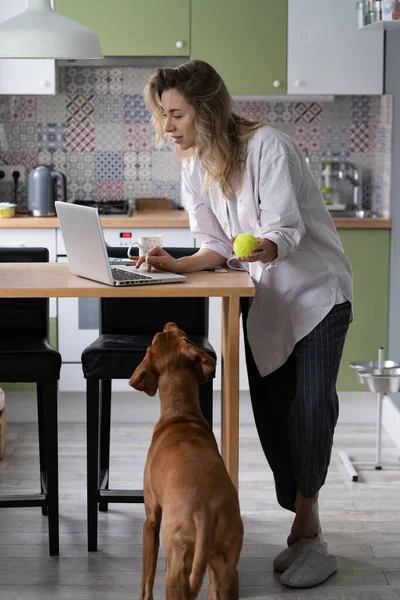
[273,537,328,573]
[280,548,339,588]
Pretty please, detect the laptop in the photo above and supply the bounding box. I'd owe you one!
[55,201,186,286]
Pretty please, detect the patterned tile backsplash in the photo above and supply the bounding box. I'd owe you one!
[0,67,393,217]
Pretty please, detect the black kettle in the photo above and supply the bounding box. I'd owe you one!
[27,165,67,216]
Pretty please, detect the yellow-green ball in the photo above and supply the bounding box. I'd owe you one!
[233,233,258,258]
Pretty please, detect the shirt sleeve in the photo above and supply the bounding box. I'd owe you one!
[181,160,234,260]
[254,150,305,267]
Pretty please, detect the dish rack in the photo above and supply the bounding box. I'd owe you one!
[339,347,400,481]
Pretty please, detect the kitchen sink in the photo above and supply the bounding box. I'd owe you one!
[328,209,377,219]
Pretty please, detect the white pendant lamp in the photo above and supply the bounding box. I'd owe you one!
[0,0,103,59]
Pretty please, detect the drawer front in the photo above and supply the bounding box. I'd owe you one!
[0,228,57,260]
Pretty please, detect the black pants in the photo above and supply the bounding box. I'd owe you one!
[241,300,352,513]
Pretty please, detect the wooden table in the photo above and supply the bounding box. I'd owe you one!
[0,262,255,488]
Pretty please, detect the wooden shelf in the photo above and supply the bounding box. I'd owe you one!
[358,20,400,31]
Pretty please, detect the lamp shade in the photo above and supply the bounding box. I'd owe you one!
[0,0,103,59]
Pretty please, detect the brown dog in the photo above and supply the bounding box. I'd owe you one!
[129,322,243,600]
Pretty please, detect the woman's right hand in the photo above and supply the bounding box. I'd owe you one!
[135,246,181,273]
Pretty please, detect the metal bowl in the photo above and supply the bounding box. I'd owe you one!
[357,367,400,393]
[350,360,400,372]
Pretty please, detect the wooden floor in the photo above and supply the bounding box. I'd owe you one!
[1,419,400,599]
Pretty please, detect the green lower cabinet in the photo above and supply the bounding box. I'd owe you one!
[191,0,287,95]
[0,317,58,392]
[337,229,390,391]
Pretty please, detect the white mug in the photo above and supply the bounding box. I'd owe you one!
[127,235,163,258]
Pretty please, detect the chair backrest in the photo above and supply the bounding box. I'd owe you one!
[0,247,49,337]
[101,247,209,336]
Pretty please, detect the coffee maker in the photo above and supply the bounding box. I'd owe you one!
[27,165,67,216]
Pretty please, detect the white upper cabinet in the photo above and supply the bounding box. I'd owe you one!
[0,0,56,95]
[287,0,384,95]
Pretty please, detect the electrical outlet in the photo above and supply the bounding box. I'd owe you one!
[0,165,26,183]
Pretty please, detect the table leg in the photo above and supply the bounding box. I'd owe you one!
[221,295,240,490]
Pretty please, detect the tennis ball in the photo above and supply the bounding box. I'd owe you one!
[233,233,258,258]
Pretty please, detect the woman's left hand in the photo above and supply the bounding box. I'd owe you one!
[231,237,278,262]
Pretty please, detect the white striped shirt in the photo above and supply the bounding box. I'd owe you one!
[181,126,353,377]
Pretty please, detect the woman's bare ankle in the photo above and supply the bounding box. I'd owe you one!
[287,489,323,546]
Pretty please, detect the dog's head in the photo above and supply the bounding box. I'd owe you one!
[128,322,216,396]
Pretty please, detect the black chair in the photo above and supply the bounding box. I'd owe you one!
[0,247,62,556]
[81,247,216,551]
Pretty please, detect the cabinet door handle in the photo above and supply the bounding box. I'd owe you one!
[175,40,184,49]
[272,80,281,88]
[40,80,51,89]
[293,80,305,87]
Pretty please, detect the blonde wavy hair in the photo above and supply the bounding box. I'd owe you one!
[144,60,264,198]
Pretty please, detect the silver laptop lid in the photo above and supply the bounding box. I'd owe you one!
[55,201,186,286]
[55,201,115,285]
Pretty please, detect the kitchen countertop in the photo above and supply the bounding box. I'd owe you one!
[0,210,392,229]
[0,210,191,229]
[330,217,391,229]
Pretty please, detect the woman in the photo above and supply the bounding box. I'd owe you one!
[138,59,353,588]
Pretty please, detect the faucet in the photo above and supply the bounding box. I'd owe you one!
[337,161,364,214]
[321,160,366,215]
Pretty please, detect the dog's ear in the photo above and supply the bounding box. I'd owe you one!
[181,340,216,384]
[129,351,158,396]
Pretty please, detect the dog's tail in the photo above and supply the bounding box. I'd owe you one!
[188,515,213,598]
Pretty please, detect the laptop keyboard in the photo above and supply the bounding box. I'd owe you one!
[111,267,154,282]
